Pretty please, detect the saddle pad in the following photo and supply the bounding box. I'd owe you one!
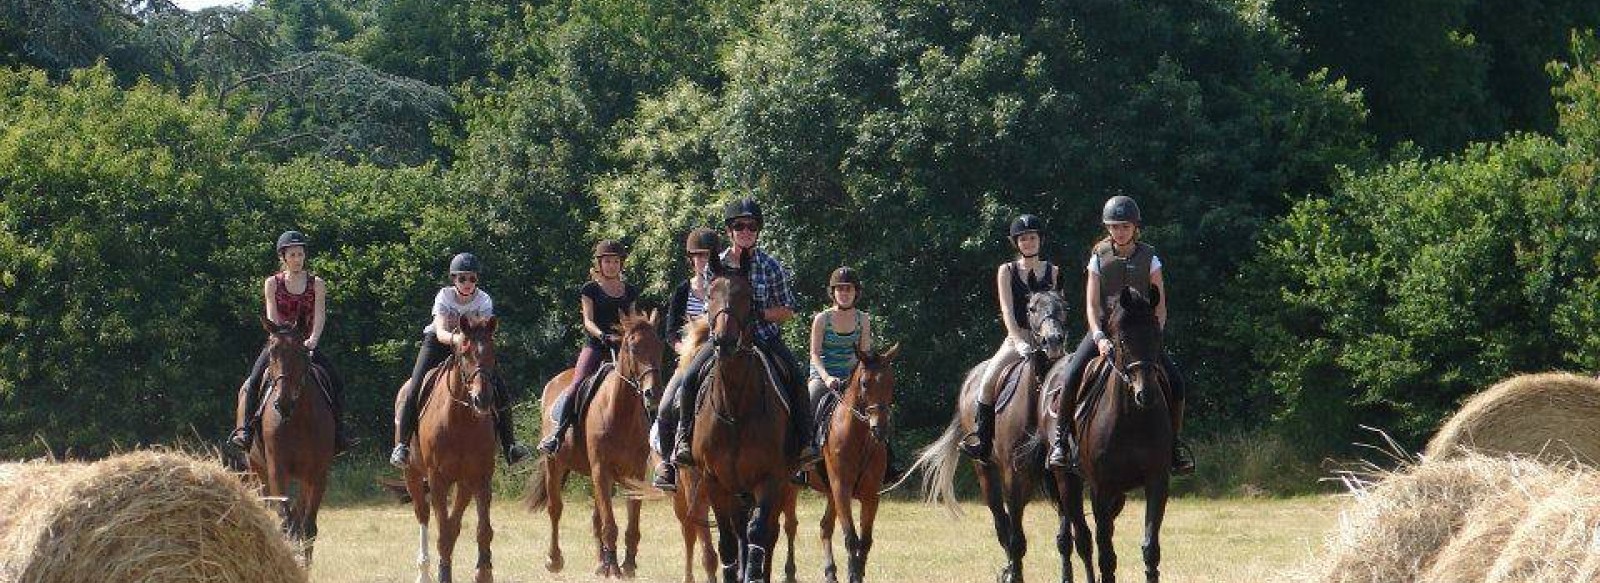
[414,357,454,414]
[815,390,841,448]
[693,349,792,416]
[993,360,1029,414]
[1073,359,1115,430]
[549,362,616,424]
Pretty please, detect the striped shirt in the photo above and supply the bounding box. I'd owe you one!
[811,309,863,380]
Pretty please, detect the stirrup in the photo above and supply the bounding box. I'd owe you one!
[1171,440,1195,476]
[390,444,411,469]
[505,442,533,465]
[228,428,253,450]
[958,433,991,461]
[538,433,562,455]
[654,463,678,492]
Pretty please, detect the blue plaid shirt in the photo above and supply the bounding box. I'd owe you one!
[704,247,796,341]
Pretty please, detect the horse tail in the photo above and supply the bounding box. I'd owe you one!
[524,455,552,512]
[917,411,964,518]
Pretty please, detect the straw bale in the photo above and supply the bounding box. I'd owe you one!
[0,451,305,583]
[1427,372,1600,465]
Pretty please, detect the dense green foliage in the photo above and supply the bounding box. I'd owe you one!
[2,0,1599,476]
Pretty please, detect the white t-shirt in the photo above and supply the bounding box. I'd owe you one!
[1086,253,1163,276]
[425,287,494,334]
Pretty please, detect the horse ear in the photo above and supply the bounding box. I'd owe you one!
[260,315,274,334]
[1148,285,1162,310]
[649,309,661,328]
[709,255,726,278]
[882,343,901,362]
[1119,286,1136,309]
[483,316,498,336]
[460,319,475,335]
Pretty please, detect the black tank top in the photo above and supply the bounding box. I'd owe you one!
[1008,261,1056,331]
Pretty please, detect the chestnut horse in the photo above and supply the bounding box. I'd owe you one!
[786,345,903,583]
[918,291,1070,583]
[246,319,336,565]
[668,319,720,583]
[396,318,502,583]
[691,255,795,583]
[1051,287,1173,583]
[527,310,665,578]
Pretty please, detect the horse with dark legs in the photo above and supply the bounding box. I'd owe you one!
[527,310,665,578]
[1050,287,1174,583]
[246,318,336,566]
[780,345,902,583]
[687,255,795,583]
[396,318,502,583]
[918,291,1070,583]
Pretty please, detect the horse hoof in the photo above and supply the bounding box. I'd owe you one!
[546,555,563,573]
[474,568,493,583]
[622,562,638,579]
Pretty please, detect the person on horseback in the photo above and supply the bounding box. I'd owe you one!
[1046,195,1193,475]
[802,266,907,481]
[390,252,532,468]
[651,228,719,490]
[653,198,818,491]
[230,230,348,452]
[961,215,1060,461]
[539,239,641,454]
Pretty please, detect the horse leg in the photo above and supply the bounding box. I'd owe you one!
[1091,493,1125,583]
[783,487,799,583]
[406,469,433,583]
[623,497,642,578]
[977,467,1013,582]
[857,492,880,583]
[593,469,621,577]
[696,493,718,583]
[712,493,742,583]
[1141,479,1168,583]
[1067,476,1095,583]
[674,489,699,583]
[429,477,454,583]
[474,484,494,583]
[818,493,839,583]
[301,474,329,569]
[744,486,778,583]
[1003,477,1030,583]
[830,481,862,583]
[544,461,568,573]
[1048,471,1073,583]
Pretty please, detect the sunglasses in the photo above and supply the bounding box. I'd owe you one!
[454,274,478,284]
[729,221,760,233]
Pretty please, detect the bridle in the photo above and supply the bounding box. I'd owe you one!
[449,338,497,415]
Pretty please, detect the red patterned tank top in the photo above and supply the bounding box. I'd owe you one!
[274,272,317,330]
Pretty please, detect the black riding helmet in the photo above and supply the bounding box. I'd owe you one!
[1009,214,1043,241]
[449,252,481,275]
[685,227,720,254]
[828,266,862,291]
[276,230,309,253]
[1102,196,1142,225]
[593,239,627,258]
[723,198,764,227]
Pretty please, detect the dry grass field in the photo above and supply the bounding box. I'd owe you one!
[306,492,1340,582]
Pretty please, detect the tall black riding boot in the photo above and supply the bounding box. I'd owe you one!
[960,402,995,461]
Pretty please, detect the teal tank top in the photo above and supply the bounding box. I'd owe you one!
[811,310,863,380]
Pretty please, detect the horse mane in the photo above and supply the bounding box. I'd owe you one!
[679,319,710,369]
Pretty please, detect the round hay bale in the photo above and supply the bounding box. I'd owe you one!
[1483,472,1600,583]
[1300,454,1556,583]
[0,451,306,583]
[1427,372,1600,465]
[1421,464,1573,582]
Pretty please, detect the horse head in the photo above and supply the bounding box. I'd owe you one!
[852,343,901,443]
[1026,291,1070,361]
[261,316,310,418]
[615,309,665,414]
[455,317,500,415]
[706,253,756,356]
[1107,286,1164,410]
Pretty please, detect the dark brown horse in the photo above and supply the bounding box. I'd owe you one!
[528,310,665,578]
[691,255,794,583]
[246,318,336,565]
[1050,287,1173,583]
[396,318,502,583]
[787,345,902,583]
[919,291,1070,583]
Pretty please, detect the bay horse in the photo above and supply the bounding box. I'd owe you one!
[396,317,502,583]
[788,344,903,583]
[918,291,1070,583]
[1052,287,1173,583]
[692,254,794,583]
[527,310,665,578]
[246,318,336,565]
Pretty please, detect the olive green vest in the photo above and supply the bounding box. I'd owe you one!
[1094,240,1155,318]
